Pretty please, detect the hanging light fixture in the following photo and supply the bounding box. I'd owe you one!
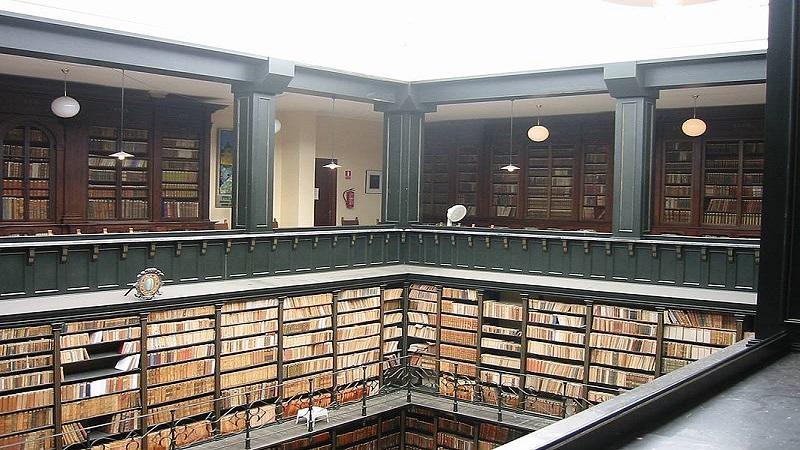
[528,104,550,142]
[682,94,707,137]
[500,99,520,172]
[110,69,133,160]
[323,97,341,170]
[51,68,80,118]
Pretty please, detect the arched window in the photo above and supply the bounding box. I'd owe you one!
[1,124,54,221]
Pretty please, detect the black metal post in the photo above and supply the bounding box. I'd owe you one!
[244,392,252,450]
[169,409,177,450]
[308,378,314,432]
[361,365,368,416]
[496,385,503,422]
[406,358,412,402]
[453,363,459,412]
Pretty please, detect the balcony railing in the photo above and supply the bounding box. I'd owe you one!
[0,226,759,298]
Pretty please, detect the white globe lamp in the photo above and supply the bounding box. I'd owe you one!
[51,68,80,118]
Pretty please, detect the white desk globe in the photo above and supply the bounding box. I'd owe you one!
[447,205,467,226]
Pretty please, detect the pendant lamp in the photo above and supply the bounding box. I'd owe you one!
[110,69,134,160]
[51,68,80,118]
[682,94,707,137]
[528,104,550,142]
[500,99,520,172]
[324,97,341,170]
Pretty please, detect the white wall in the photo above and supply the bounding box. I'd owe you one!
[275,111,317,228]
[206,107,382,228]
[316,116,383,226]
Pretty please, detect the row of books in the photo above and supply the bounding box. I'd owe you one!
[1,198,48,220]
[162,201,199,218]
[2,144,49,158]
[162,170,198,183]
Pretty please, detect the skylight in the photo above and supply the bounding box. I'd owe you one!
[0,0,768,81]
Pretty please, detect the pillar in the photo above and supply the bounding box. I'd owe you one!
[381,110,425,226]
[230,59,293,232]
[604,62,658,238]
[611,96,656,237]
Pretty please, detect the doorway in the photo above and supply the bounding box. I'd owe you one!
[314,158,338,226]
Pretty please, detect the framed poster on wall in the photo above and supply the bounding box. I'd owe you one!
[216,128,234,207]
[365,170,382,194]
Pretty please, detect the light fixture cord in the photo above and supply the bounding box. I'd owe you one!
[62,68,68,97]
[331,97,336,163]
[692,94,699,119]
[509,99,515,165]
[537,104,542,126]
[120,69,125,152]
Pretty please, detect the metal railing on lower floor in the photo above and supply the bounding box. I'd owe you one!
[1,353,574,450]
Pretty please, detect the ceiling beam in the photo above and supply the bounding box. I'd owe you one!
[287,66,406,104]
[410,67,609,105]
[639,52,766,89]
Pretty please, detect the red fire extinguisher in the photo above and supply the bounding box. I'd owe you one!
[343,188,355,209]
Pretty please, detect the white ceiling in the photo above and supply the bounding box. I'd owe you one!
[0,53,764,123]
[0,0,768,81]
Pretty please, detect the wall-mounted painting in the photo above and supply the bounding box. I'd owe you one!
[365,170,382,194]
[216,128,234,207]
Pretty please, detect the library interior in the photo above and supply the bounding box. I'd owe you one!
[0,1,799,450]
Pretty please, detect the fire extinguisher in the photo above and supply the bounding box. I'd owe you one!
[343,188,355,209]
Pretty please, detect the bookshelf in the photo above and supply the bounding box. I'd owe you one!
[491,152,520,218]
[335,287,382,399]
[421,148,450,221]
[581,143,610,221]
[438,287,480,397]
[437,415,476,450]
[421,115,614,230]
[218,297,279,423]
[87,127,150,220]
[0,324,55,450]
[380,414,401,450]
[480,293,524,410]
[335,419,379,449]
[526,145,576,220]
[58,316,141,447]
[144,305,216,444]
[161,137,201,220]
[1,125,53,222]
[406,284,439,371]
[661,140,694,224]
[524,297,586,417]
[456,148,480,217]
[405,405,436,450]
[382,287,404,372]
[661,309,740,374]
[586,304,658,401]
[281,293,334,418]
[477,423,525,450]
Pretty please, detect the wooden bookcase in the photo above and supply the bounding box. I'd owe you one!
[652,105,765,237]
[0,74,218,235]
[423,114,613,231]
[0,125,54,223]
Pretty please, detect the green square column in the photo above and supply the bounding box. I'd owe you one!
[232,90,278,231]
[381,111,425,226]
[612,96,656,238]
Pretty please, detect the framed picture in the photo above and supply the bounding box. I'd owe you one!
[216,128,234,207]
[365,170,382,194]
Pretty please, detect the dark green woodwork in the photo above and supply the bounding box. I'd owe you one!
[612,96,657,238]
[0,230,404,298]
[404,230,758,292]
[381,111,424,226]
[0,227,758,298]
[232,88,281,232]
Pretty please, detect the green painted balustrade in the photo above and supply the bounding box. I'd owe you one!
[0,226,758,298]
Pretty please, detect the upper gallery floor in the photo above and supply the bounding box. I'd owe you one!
[0,12,766,298]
